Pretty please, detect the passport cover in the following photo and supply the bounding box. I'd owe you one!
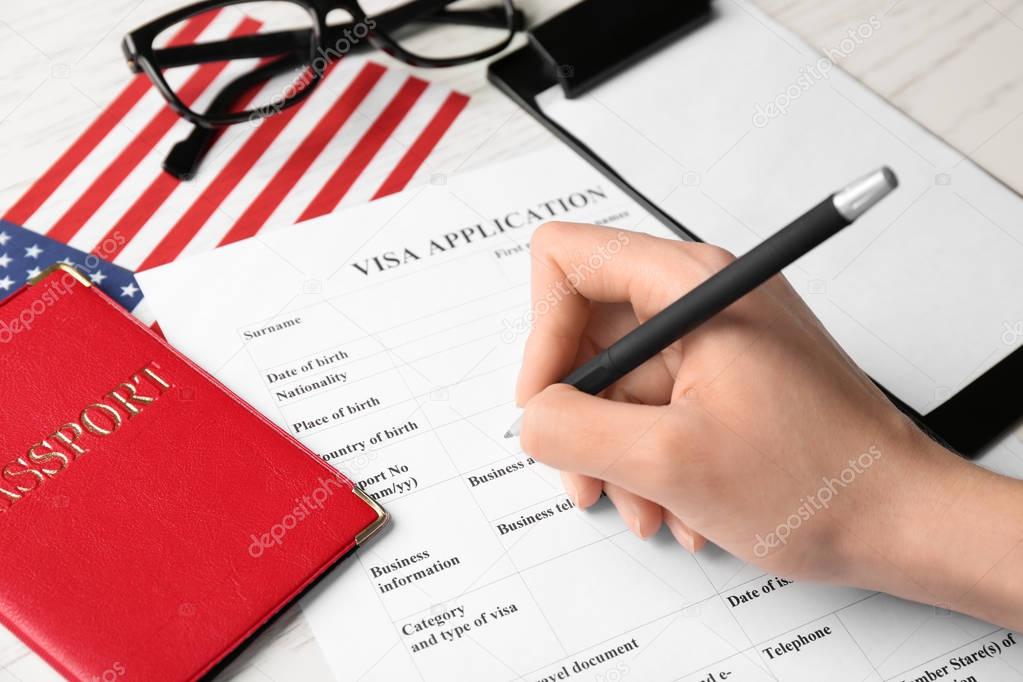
[0,265,387,681]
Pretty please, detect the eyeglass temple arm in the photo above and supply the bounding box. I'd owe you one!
[163,54,304,180]
[152,4,521,69]
[154,31,308,69]
[417,7,524,30]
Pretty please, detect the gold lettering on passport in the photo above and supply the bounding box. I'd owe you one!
[50,423,86,456]
[0,362,174,512]
[107,381,156,416]
[81,403,123,436]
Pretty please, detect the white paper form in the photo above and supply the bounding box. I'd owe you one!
[137,148,1021,681]
[536,0,1023,416]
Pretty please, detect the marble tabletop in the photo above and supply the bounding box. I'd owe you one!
[0,1,1021,680]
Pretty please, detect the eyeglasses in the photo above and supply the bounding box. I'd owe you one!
[122,0,522,179]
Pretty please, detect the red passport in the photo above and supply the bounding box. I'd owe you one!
[0,265,387,681]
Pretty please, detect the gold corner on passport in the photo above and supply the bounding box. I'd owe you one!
[353,487,388,546]
[29,263,92,288]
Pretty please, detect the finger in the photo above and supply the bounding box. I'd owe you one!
[664,511,707,553]
[516,223,723,404]
[517,316,584,406]
[521,384,704,504]
[561,471,602,509]
[576,304,675,406]
[604,482,663,539]
[518,299,674,407]
[528,221,725,317]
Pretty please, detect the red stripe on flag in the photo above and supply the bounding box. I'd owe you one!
[219,61,386,245]
[372,91,468,200]
[298,77,428,222]
[1,11,221,227]
[138,65,339,271]
[47,16,261,244]
[102,56,283,266]
[96,172,178,259]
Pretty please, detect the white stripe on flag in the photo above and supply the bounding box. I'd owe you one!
[340,82,450,208]
[27,10,240,239]
[263,67,407,230]
[106,57,265,269]
[26,93,164,235]
[178,58,369,250]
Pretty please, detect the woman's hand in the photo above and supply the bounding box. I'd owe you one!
[515,222,1023,629]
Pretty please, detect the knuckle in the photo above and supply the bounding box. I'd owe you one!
[519,407,543,456]
[519,385,564,456]
[637,407,704,478]
[647,419,683,459]
[666,242,737,284]
[696,244,737,270]
[530,221,571,256]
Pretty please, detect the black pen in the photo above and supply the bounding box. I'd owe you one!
[504,167,899,438]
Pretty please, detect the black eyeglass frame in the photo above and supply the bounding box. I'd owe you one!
[122,0,517,129]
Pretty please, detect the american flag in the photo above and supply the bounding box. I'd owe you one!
[0,220,141,308]
[0,8,467,322]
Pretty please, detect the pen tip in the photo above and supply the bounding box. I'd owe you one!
[504,414,523,439]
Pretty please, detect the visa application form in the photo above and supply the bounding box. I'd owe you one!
[137,148,1022,682]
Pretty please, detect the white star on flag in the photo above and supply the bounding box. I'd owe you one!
[0,232,9,246]
[0,222,144,313]
[0,276,13,291]
[120,283,139,298]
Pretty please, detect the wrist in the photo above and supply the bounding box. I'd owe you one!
[826,422,946,590]
[844,427,1023,629]
[865,431,971,595]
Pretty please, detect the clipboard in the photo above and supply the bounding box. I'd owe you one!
[488,0,1023,457]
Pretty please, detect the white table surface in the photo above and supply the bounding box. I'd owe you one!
[0,1,1022,680]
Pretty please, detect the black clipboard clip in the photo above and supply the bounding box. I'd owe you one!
[524,0,712,98]
[486,0,715,242]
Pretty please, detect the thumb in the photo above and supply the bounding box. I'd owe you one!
[520,384,699,504]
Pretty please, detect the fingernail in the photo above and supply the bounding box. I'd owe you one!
[629,514,645,539]
[513,374,525,408]
[563,480,579,507]
[670,520,695,551]
[691,534,707,552]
